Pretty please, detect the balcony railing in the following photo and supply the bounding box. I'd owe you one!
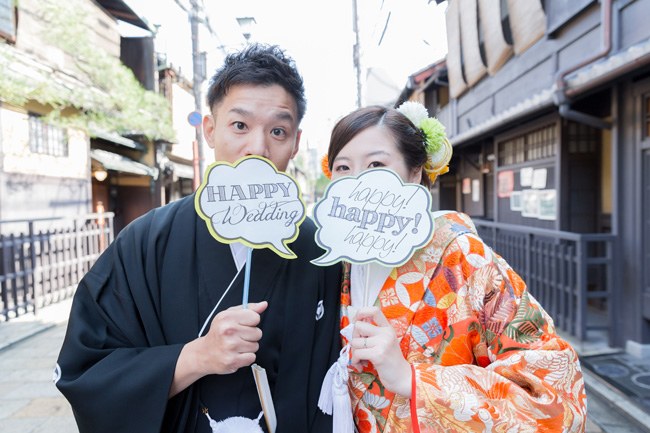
[0,213,114,321]
[473,219,615,341]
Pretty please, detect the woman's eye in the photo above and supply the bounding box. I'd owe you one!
[271,128,286,137]
[369,161,385,168]
[334,165,349,172]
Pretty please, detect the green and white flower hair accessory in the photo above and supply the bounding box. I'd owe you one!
[397,101,429,128]
[397,101,453,183]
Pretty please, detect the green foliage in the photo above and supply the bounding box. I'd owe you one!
[0,0,175,141]
[314,173,331,200]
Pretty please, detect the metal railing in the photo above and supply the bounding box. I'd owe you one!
[473,219,615,341]
[0,213,114,321]
[0,211,615,341]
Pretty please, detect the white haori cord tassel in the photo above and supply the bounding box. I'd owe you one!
[318,325,355,433]
[204,410,264,433]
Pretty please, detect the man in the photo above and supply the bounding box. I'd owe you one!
[55,44,341,433]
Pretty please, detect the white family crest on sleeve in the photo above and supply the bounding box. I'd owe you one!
[315,300,324,320]
[52,363,61,384]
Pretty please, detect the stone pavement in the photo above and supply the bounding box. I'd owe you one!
[0,300,78,433]
[0,300,636,433]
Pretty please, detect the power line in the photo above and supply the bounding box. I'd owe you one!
[173,0,189,14]
[377,11,391,46]
[352,0,362,108]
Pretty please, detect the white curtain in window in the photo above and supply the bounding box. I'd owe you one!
[478,0,513,75]
[459,0,487,87]
[446,0,467,99]
[507,0,546,55]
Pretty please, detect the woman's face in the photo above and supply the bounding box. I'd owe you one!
[330,125,422,183]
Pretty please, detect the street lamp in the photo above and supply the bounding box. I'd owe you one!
[93,169,108,182]
[236,17,257,43]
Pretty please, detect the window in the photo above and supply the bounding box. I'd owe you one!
[28,114,69,157]
[499,123,557,166]
[0,0,16,42]
[566,122,598,154]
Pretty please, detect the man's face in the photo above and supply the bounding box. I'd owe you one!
[203,84,301,171]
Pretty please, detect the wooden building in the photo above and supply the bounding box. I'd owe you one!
[405,0,650,352]
[0,0,177,234]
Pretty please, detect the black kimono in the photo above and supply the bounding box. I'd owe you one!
[55,194,341,433]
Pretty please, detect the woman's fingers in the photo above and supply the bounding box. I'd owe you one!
[353,319,396,341]
[354,306,391,327]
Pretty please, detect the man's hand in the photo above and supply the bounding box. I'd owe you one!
[169,301,268,398]
[200,301,268,374]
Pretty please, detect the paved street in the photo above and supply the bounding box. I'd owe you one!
[0,323,77,433]
[0,301,639,433]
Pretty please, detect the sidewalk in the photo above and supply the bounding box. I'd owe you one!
[0,300,638,433]
[561,330,650,433]
[0,300,72,352]
[0,300,78,433]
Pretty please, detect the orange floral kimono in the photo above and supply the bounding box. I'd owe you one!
[341,212,586,433]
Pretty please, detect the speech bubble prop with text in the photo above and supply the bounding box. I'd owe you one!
[312,169,433,267]
[195,156,306,259]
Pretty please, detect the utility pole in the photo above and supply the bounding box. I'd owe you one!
[352,0,362,108]
[190,0,205,178]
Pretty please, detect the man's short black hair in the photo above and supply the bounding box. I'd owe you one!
[206,44,306,122]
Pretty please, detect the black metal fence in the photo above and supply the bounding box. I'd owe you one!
[0,211,615,342]
[0,213,114,321]
[473,219,615,341]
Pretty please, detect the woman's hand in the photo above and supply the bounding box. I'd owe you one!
[350,307,412,397]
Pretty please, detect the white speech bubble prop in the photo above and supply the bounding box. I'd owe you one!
[195,156,306,259]
[312,168,434,267]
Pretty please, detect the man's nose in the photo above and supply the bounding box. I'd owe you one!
[244,130,269,158]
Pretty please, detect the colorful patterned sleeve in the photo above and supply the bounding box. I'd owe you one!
[409,233,587,433]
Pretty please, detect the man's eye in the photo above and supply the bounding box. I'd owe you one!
[271,128,286,137]
[233,121,246,130]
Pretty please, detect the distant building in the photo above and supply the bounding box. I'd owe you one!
[157,64,198,203]
[402,0,650,353]
[0,0,175,234]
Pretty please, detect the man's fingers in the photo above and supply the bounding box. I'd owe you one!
[248,301,268,314]
[236,340,259,354]
[228,301,268,313]
[217,303,266,327]
[238,326,263,343]
[220,352,257,374]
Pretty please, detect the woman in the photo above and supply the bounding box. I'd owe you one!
[320,103,586,432]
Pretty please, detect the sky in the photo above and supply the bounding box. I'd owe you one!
[122,0,448,160]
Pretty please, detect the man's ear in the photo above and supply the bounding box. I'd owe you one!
[202,114,216,149]
[290,129,302,159]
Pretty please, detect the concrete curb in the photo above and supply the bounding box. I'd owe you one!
[583,367,650,433]
[0,321,56,352]
[0,299,72,353]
